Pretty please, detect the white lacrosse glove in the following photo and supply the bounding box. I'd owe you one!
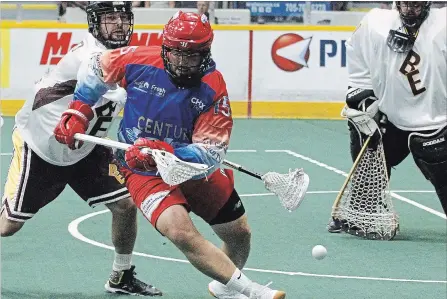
[341,101,379,136]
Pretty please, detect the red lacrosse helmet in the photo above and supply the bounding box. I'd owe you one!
[161,11,214,87]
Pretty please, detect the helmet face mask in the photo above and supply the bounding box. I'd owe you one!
[166,49,202,76]
[161,12,214,88]
[87,1,134,49]
[162,47,211,88]
[395,1,431,28]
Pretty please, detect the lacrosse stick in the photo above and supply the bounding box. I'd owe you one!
[74,133,210,186]
[223,160,309,212]
[74,134,310,211]
[331,136,372,211]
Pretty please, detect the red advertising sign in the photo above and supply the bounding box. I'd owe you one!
[40,32,163,65]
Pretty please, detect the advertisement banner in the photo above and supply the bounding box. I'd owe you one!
[0,23,355,118]
[252,30,351,102]
[3,29,249,103]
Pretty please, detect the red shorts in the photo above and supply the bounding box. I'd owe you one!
[121,168,235,227]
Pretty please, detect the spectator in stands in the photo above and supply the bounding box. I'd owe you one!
[58,1,87,22]
[151,1,176,8]
[175,1,197,8]
[331,1,349,11]
[197,1,218,24]
[132,1,150,8]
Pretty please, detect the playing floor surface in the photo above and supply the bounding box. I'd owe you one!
[1,117,446,299]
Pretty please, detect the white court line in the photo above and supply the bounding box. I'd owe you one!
[0,150,256,156]
[269,150,446,220]
[228,150,257,152]
[240,191,338,197]
[239,191,436,197]
[227,191,436,197]
[68,203,447,284]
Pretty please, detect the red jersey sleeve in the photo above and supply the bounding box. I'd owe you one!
[192,71,233,149]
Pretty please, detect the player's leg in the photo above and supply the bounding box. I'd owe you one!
[208,213,251,299]
[128,172,285,299]
[349,121,411,174]
[409,125,447,214]
[181,169,251,268]
[0,129,67,236]
[180,169,283,298]
[69,146,161,296]
[209,190,251,298]
[328,120,411,233]
[210,191,250,270]
[180,169,250,297]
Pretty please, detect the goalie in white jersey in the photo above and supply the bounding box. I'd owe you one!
[328,2,447,235]
[0,2,161,296]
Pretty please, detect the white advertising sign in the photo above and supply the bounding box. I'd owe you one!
[252,30,351,102]
[3,29,248,102]
[2,27,352,106]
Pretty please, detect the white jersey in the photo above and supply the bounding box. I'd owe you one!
[346,7,447,131]
[15,34,126,166]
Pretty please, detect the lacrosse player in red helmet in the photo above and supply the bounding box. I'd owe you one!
[55,11,287,299]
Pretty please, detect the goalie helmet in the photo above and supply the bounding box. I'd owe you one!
[387,2,431,53]
[161,11,214,88]
[86,1,134,49]
[395,1,431,28]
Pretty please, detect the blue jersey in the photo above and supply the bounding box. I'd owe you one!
[74,46,233,176]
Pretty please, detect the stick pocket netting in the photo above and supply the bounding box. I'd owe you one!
[332,142,399,240]
[151,150,210,186]
[262,168,310,211]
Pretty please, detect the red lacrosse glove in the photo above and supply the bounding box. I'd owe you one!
[125,138,174,171]
[54,100,94,150]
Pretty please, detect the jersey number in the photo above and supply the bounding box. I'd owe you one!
[214,96,231,117]
[88,101,118,137]
[399,50,427,96]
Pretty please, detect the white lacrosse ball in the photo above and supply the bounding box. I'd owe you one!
[312,245,327,260]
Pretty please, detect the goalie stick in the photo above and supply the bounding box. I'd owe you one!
[330,135,398,240]
[331,136,372,212]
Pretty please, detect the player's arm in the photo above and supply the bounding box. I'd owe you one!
[175,74,232,173]
[54,47,135,149]
[342,11,384,137]
[175,94,232,172]
[174,73,232,171]
[74,48,130,105]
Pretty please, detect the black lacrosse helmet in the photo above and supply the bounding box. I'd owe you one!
[395,1,431,28]
[387,1,431,53]
[86,1,134,49]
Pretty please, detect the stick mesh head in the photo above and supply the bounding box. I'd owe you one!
[332,141,399,240]
[152,150,210,186]
[262,168,310,211]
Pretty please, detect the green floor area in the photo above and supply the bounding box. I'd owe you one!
[1,118,446,299]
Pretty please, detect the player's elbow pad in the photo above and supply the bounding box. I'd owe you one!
[346,87,378,111]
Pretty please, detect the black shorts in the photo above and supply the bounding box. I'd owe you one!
[349,121,412,175]
[209,189,246,226]
[1,129,129,222]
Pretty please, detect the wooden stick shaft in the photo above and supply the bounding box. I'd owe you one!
[332,136,372,210]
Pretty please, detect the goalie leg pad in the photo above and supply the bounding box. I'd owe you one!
[408,125,447,188]
[409,126,447,214]
[435,185,447,214]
